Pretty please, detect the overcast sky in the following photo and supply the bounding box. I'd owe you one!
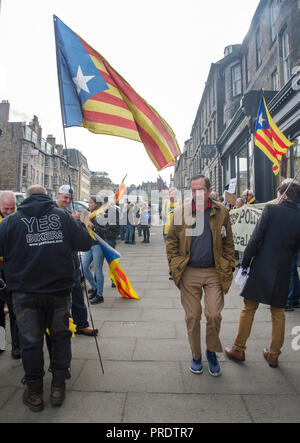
[0,0,260,186]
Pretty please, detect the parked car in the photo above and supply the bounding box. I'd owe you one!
[67,200,89,213]
[14,192,26,207]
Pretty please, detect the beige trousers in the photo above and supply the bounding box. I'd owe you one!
[180,266,224,359]
[234,298,285,357]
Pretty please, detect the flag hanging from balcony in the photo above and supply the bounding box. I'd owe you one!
[53,16,181,171]
[115,174,127,203]
[254,95,293,175]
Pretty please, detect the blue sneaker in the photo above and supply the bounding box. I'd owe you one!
[189,357,203,374]
[206,351,222,377]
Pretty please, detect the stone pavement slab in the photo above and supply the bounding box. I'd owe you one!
[73,360,185,393]
[101,321,176,339]
[123,393,251,423]
[242,395,300,423]
[180,361,296,395]
[0,226,300,424]
[0,388,126,423]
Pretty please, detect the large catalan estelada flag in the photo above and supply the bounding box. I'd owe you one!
[254,95,293,175]
[53,16,181,171]
[115,174,127,203]
[88,229,139,300]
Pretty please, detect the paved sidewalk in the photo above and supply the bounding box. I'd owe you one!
[0,226,300,423]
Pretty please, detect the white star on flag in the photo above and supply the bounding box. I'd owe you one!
[258,113,266,127]
[72,66,95,94]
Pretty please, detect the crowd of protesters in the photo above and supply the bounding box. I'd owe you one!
[208,181,300,312]
[166,174,300,376]
[0,187,153,409]
[0,175,300,413]
[0,185,94,412]
[119,199,152,245]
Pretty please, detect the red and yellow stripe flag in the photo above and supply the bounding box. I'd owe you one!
[87,228,140,300]
[54,16,181,171]
[115,174,127,203]
[254,95,293,175]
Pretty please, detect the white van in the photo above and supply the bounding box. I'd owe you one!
[14,192,26,207]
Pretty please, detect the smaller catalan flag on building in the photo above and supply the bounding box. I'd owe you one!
[254,94,293,175]
[53,16,181,171]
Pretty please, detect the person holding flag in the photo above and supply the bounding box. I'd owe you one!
[82,195,120,304]
[81,203,139,301]
[81,197,106,304]
[55,185,98,337]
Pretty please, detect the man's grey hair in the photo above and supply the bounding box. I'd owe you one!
[242,189,254,196]
[26,185,47,197]
[0,190,15,204]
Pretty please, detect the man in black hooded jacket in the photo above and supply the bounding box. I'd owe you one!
[225,183,300,368]
[0,185,95,412]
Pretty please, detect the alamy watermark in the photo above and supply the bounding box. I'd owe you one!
[94,187,207,237]
[291,326,300,351]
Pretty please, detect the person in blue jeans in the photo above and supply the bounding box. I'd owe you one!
[125,224,134,244]
[82,197,105,304]
[140,203,152,243]
[82,241,105,304]
[82,196,120,303]
[125,203,135,244]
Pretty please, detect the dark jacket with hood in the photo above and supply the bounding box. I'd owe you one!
[92,205,120,241]
[0,193,94,294]
[241,201,300,307]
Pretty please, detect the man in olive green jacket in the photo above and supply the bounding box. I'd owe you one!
[166,175,235,377]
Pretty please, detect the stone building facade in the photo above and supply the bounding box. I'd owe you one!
[174,138,193,190]
[90,171,113,198]
[63,149,90,201]
[174,0,300,201]
[138,181,158,196]
[0,101,80,199]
